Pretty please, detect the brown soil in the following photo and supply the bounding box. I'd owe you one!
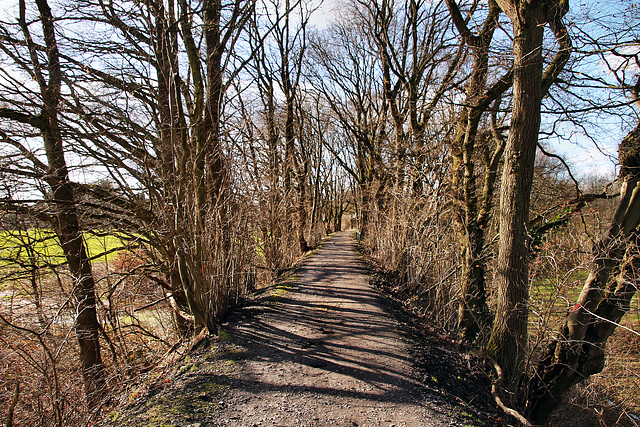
[104,231,509,426]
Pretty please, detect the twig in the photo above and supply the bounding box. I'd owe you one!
[4,382,19,427]
[134,293,173,312]
[537,143,581,197]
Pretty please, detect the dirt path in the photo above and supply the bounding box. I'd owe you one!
[109,231,496,426]
[213,231,458,426]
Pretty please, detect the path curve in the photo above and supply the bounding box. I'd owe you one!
[211,231,459,426]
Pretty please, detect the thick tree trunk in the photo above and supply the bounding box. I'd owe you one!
[486,6,545,387]
[266,83,282,269]
[359,182,371,239]
[47,76,107,411]
[30,0,107,407]
[487,0,571,390]
[284,90,310,253]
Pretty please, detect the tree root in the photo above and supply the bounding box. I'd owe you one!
[488,357,532,426]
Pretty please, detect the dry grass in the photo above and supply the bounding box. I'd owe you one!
[0,260,179,426]
[363,181,640,423]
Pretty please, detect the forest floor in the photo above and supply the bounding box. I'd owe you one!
[102,231,518,426]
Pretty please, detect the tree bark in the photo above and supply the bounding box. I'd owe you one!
[487,0,548,387]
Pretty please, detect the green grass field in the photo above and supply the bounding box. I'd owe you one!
[0,229,128,268]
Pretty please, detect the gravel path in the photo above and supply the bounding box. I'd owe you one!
[209,231,461,426]
[108,231,489,426]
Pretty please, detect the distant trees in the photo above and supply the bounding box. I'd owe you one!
[308,15,387,240]
[249,0,315,256]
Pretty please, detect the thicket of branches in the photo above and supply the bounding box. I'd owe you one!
[0,0,639,424]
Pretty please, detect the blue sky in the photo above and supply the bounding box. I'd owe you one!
[2,0,636,183]
[542,0,640,181]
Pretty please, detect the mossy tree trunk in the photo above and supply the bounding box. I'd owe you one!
[445,0,505,341]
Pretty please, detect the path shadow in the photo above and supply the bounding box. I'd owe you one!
[220,231,436,407]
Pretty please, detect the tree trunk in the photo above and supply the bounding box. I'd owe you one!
[155,1,196,338]
[176,0,231,334]
[486,3,546,387]
[298,172,311,252]
[55,206,106,408]
[359,182,371,239]
[487,0,571,391]
[33,0,107,407]
[169,269,194,336]
[283,70,310,253]
[446,0,501,341]
[457,222,490,339]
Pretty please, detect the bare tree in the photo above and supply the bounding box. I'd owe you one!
[0,0,106,407]
[58,0,258,333]
[355,0,461,194]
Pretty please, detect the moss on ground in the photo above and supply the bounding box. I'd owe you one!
[267,276,296,302]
